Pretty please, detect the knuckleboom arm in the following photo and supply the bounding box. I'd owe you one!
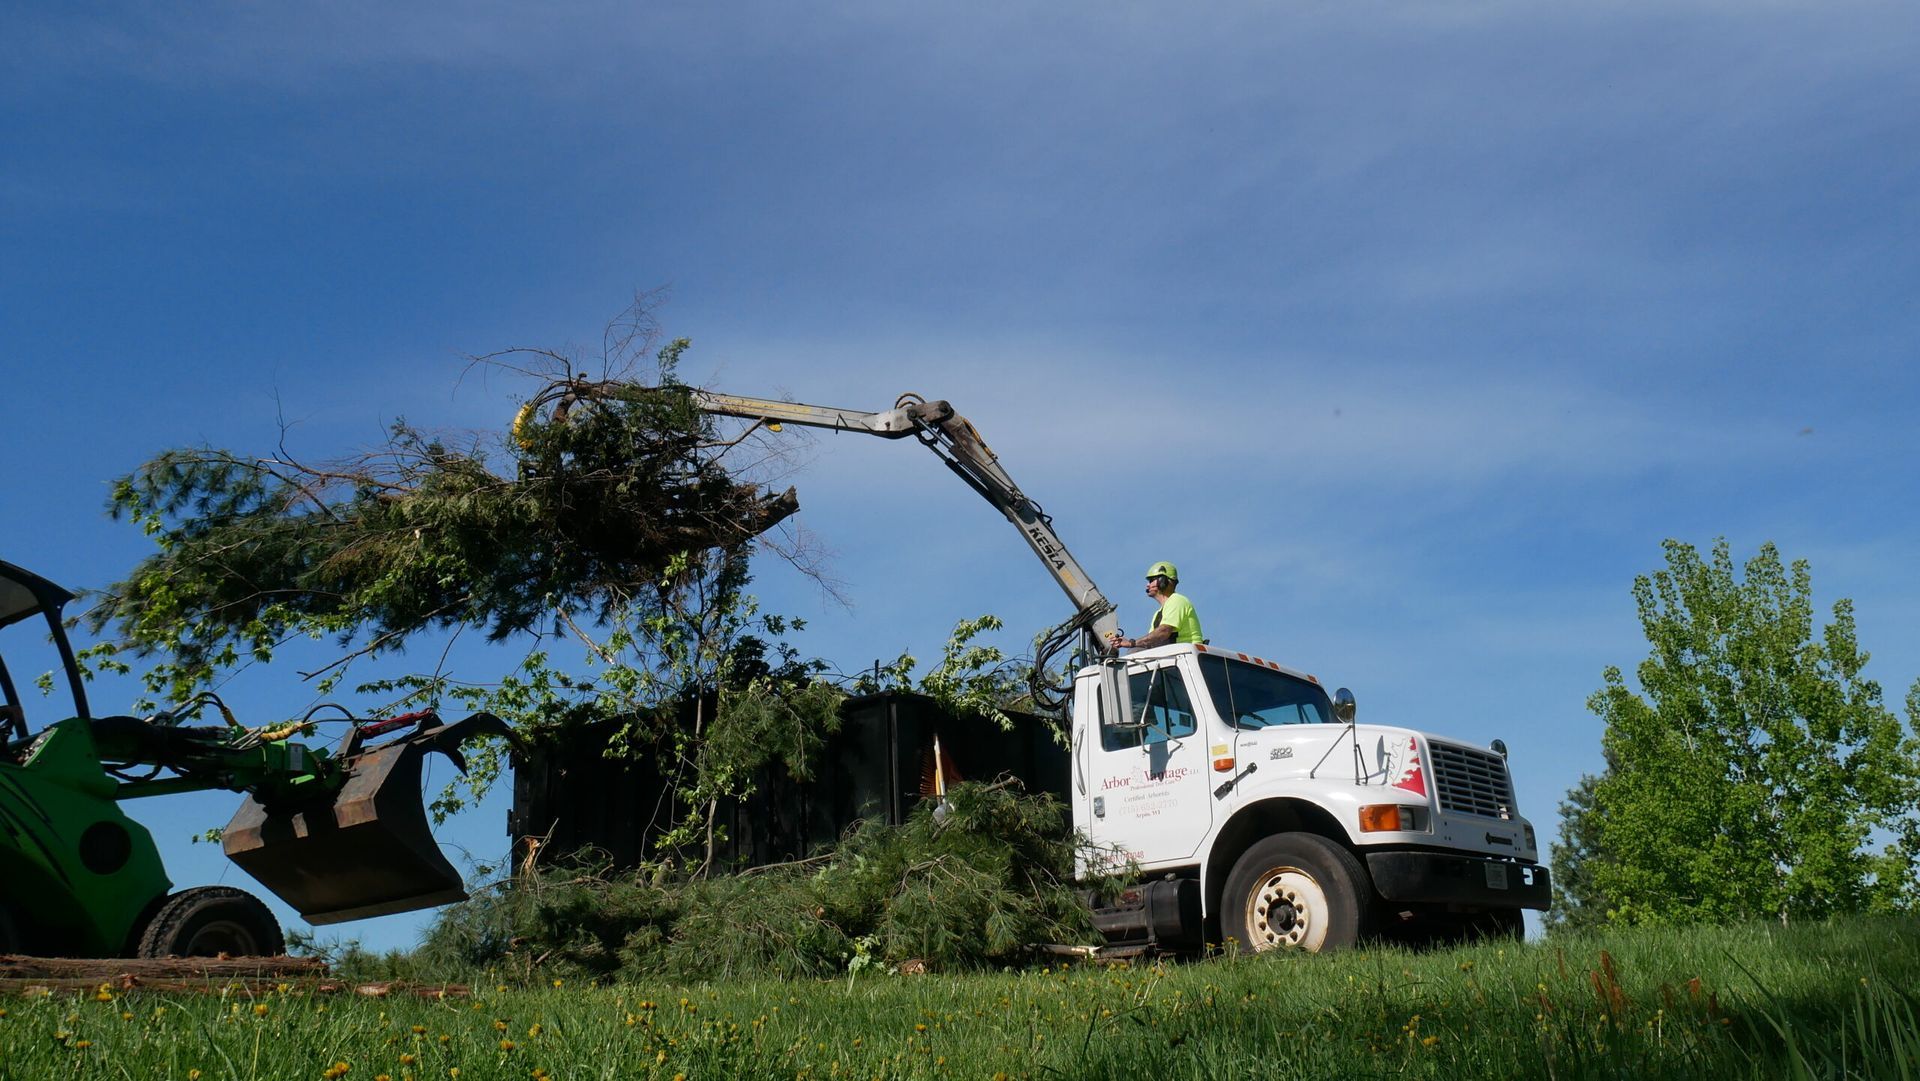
[687,390,1121,645]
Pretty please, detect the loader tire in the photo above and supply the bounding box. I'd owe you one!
[136,886,284,958]
[1221,832,1371,954]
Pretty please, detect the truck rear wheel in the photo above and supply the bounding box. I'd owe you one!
[1221,833,1371,953]
[136,886,284,958]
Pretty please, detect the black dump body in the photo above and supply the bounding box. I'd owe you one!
[508,692,1069,870]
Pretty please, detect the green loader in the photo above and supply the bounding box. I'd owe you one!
[0,559,509,958]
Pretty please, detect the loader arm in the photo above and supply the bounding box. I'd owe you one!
[685,390,1121,650]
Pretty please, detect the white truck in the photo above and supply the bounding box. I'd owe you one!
[1069,640,1544,952]
[521,381,1551,952]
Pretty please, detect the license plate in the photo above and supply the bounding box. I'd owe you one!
[1484,862,1509,890]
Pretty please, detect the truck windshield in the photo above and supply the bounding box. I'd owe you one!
[1201,656,1334,728]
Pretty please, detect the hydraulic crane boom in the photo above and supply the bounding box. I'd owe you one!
[686,390,1121,650]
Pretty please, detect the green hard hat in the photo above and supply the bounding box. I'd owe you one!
[1145,560,1178,581]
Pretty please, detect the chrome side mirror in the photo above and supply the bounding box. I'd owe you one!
[1333,687,1357,725]
[1100,660,1141,730]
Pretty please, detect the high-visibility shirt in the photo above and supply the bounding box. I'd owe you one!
[1151,592,1204,644]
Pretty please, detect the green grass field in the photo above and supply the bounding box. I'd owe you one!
[3,919,1915,1080]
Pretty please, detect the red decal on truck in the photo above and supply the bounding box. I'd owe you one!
[1391,736,1427,798]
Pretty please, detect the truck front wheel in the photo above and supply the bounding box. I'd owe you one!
[1221,833,1371,953]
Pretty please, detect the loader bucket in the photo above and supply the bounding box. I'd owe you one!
[223,714,511,925]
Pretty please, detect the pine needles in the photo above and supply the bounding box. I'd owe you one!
[419,780,1109,981]
[83,334,796,694]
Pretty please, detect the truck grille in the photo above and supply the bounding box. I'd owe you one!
[1428,742,1514,819]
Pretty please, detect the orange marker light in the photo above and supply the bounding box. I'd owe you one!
[1212,757,1236,772]
[1359,804,1412,832]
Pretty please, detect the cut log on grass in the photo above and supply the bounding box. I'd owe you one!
[0,954,327,980]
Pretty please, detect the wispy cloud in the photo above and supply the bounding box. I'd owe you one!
[696,333,1804,494]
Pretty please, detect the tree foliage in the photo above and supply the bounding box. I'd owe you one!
[82,328,797,704]
[1553,539,1920,929]
[74,307,847,845]
[852,615,1036,730]
[1544,771,1608,932]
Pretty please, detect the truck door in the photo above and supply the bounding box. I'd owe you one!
[1082,659,1215,866]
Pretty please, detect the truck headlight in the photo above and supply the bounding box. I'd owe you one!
[1359,804,1426,832]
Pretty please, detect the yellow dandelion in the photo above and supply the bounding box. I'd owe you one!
[1422,1035,1440,1048]
[500,1040,516,1052]
[527,1023,542,1037]
[74,1040,93,1050]
[551,979,564,988]
[254,1004,271,1017]
[121,1012,134,1021]
[376,1076,392,1081]
[401,1054,418,1066]
[411,1025,427,1035]
[494,1020,509,1032]
[914,1023,927,1033]
[188,1072,201,1080]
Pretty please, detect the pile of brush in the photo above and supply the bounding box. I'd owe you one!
[416,780,1115,981]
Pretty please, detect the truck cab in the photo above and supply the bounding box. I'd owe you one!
[1070,643,1548,952]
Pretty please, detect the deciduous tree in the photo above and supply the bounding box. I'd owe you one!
[1554,539,1920,928]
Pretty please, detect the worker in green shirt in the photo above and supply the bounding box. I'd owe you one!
[1108,560,1204,651]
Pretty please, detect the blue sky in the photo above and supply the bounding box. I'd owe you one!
[5,2,1918,950]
